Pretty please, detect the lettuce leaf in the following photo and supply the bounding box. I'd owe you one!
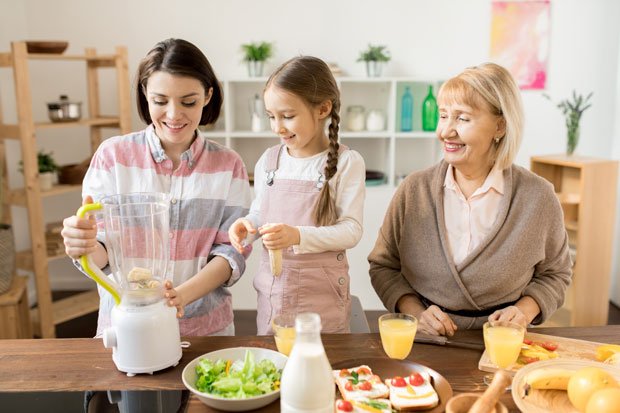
[194,350,282,399]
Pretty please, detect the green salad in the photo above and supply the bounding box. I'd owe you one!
[195,350,282,399]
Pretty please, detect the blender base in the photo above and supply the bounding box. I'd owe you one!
[104,301,182,375]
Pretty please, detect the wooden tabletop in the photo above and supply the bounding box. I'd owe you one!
[1,325,619,412]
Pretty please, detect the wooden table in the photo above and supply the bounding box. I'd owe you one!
[1,325,619,412]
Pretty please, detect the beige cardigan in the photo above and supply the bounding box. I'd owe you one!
[368,161,572,328]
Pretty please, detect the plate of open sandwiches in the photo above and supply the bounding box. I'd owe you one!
[331,358,452,412]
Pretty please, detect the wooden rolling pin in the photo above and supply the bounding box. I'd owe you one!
[468,370,511,413]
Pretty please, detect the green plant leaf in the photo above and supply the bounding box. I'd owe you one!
[357,44,391,62]
[241,41,273,62]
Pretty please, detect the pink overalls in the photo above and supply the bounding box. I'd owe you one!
[254,144,351,335]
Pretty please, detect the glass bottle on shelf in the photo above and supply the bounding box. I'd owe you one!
[400,86,413,132]
[280,313,334,413]
[422,85,438,131]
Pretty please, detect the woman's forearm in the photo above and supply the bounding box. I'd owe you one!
[396,294,427,318]
[515,295,541,325]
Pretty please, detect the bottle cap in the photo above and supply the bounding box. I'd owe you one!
[295,312,322,333]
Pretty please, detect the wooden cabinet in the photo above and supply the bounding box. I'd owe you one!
[0,41,131,337]
[531,155,618,327]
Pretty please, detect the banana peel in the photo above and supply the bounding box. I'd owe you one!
[269,249,282,276]
[525,368,574,390]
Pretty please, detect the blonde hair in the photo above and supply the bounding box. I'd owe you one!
[265,56,341,226]
[437,62,523,170]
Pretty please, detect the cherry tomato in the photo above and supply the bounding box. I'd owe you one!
[357,381,372,391]
[409,373,425,386]
[337,400,353,412]
[523,338,533,345]
[520,356,540,364]
[541,341,558,351]
[344,381,354,391]
[391,376,407,387]
[357,367,371,375]
[339,369,350,377]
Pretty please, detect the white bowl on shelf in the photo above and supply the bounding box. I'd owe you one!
[182,346,287,412]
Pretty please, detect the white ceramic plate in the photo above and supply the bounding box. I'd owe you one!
[511,358,620,413]
[182,346,287,412]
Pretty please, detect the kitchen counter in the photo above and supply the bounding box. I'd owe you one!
[1,325,619,412]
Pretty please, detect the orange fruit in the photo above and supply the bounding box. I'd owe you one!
[567,367,618,412]
[585,387,620,413]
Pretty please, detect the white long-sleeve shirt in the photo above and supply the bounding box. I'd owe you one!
[246,147,366,253]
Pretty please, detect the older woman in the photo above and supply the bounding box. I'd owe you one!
[369,63,572,336]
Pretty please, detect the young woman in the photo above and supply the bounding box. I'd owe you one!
[62,38,252,337]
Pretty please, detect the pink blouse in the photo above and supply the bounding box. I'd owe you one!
[443,164,504,266]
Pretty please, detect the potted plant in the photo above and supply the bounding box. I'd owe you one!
[241,41,274,77]
[544,90,593,155]
[357,44,391,77]
[19,150,59,191]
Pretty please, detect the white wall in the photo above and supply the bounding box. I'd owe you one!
[1,0,619,309]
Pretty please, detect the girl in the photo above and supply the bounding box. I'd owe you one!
[229,56,366,334]
[62,39,252,337]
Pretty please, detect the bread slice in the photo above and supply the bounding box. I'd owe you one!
[335,397,392,413]
[333,365,389,400]
[384,371,439,411]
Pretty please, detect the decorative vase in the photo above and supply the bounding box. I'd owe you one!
[247,60,264,77]
[365,61,383,77]
[0,223,15,294]
[566,123,579,155]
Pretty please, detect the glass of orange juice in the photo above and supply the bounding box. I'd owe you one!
[483,320,526,369]
[378,313,418,359]
[272,314,296,356]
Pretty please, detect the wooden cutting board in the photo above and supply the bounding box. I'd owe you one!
[478,332,606,373]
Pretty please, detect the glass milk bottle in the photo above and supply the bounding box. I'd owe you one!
[280,313,334,413]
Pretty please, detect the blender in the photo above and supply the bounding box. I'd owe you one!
[77,192,182,376]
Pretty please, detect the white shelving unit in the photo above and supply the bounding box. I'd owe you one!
[205,77,444,188]
[216,77,445,311]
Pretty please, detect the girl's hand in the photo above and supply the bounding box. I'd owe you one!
[259,223,300,250]
[228,218,256,254]
[418,305,457,337]
[61,195,98,260]
[164,280,185,318]
[488,305,528,328]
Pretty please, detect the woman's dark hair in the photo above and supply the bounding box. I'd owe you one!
[136,38,222,125]
[265,56,341,226]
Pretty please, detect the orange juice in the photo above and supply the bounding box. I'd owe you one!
[483,325,524,368]
[379,316,418,360]
[274,326,296,356]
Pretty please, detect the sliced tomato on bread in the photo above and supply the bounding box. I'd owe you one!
[332,365,390,400]
[385,370,439,411]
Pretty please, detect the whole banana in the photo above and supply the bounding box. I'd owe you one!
[525,368,574,390]
[269,249,282,276]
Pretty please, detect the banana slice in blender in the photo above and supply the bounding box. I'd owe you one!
[127,267,153,282]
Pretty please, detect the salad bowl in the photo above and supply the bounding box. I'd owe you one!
[182,346,287,412]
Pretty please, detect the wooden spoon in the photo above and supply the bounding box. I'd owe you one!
[468,370,511,413]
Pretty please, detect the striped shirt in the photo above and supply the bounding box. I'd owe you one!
[81,125,252,336]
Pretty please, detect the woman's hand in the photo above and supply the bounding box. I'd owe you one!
[259,223,300,250]
[488,305,528,328]
[418,305,458,337]
[61,195,98,260]
[228,218,256,253]
[164,280,185,318]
